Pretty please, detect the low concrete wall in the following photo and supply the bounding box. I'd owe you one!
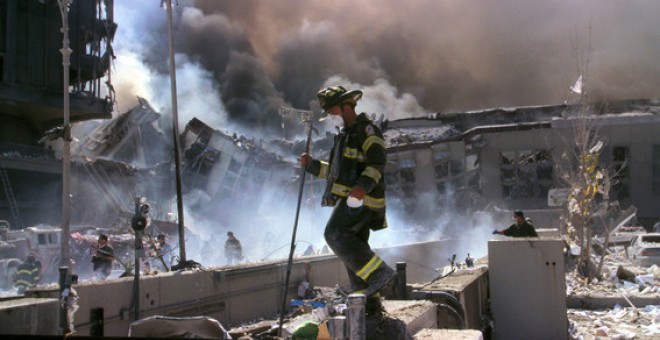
[412,267,489,330]
[377,239,462,284]
[0,298,60,335]
[5,239,455,336]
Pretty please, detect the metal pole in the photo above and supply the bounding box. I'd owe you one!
[327,316,347,339]
[164,0,186,262]
[347,294,366,340]
[396,262,408,300]
[133,229,141,321]
[277,115,314,336]
[58,266,68,335]
[58,0,72,271]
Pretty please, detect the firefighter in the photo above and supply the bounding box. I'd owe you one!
[92,234,115,279]
[14,253,41,294]
[299,85,396,317]
[225,231,244,265]
[493,210,539,237]
[153,234,172,270]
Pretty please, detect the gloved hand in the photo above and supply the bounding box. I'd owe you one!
[492,229,498,235]
[299,153,312,167]
[349,185,366,200]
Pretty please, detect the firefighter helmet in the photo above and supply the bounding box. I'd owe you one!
[317,85,362,116]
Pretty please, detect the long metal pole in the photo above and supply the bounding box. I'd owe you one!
[278,117,313,336]
[133,229,141,321]
[58,0,72,271]
[164,0,186,262]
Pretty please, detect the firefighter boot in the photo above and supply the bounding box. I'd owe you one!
[366,294,386,319]
[365,264,397,297]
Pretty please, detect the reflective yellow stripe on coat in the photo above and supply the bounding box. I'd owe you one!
[331,183,385,209]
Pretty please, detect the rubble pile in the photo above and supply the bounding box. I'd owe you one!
[566,250,660,339]
[568,305,659,339]
[227,286,411,339]
[566,254,660,297]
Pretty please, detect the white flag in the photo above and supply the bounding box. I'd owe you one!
[570,75,583,94]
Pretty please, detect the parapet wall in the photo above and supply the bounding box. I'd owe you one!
[6,239,456,336]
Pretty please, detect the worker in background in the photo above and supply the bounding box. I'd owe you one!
[225,231,244,265]
[153,234,172,271]
[92,234,115,279]
[61,274,79,334]
[299,85,396,318]
[14,253,41,294]
[493,210,539,237]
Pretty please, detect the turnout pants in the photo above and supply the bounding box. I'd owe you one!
[324,198,385,292]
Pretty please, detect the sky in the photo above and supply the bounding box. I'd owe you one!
[102,0,660,267]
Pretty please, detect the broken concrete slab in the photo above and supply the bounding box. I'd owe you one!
[414,329,483,340]
[382,300,438,336]
[566,294,660,310]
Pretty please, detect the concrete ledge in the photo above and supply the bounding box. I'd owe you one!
[567,294,660,310]
[414,329,484,340]
[413,267,489,329]
[383,300,437,335]
[0,298,60,335]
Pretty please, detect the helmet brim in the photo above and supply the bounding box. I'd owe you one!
[319,90,363,119]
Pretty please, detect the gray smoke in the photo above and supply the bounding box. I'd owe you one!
[111,0,659,135]
[102,0,660,267]
[187,0,659,115]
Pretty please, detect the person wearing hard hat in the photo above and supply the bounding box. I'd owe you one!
[493,210,538,237]
[299,85,395,318]
[225,231,244,265]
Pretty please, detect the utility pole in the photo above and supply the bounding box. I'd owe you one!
[58,0,73,271]
[163,0,186,263]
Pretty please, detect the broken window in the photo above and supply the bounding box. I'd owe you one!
[183,141,220,190]
[433,147,451,194]
[652,145,660,196]
[500,149,554,200]
[228,158,242,174]
[184,142,219,176]
[386,159,417,213]
[610,146,630,201]
[218,158,245,199]
[464,146,481,192]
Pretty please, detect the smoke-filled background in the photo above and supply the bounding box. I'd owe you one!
[104,0,659,268]
[113,0,660,128]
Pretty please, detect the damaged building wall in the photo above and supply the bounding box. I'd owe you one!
[180,118,296,216]
[385,139,474,218]
[379,99,660,226]
[479,126,558,209]
[0,0,115,227]
[479,111,660,220]
[76,97,170,168]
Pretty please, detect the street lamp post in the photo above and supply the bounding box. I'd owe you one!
[58,0,72,271]
[163,0,187,263]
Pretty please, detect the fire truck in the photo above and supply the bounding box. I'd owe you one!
[0,221,62,290]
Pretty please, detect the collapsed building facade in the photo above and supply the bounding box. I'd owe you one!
[0,0,116,228]
[382,99,660,228]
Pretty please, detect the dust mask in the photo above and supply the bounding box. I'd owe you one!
[329,114,344,129]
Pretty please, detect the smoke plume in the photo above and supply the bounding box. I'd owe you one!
[98,0,660,267]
